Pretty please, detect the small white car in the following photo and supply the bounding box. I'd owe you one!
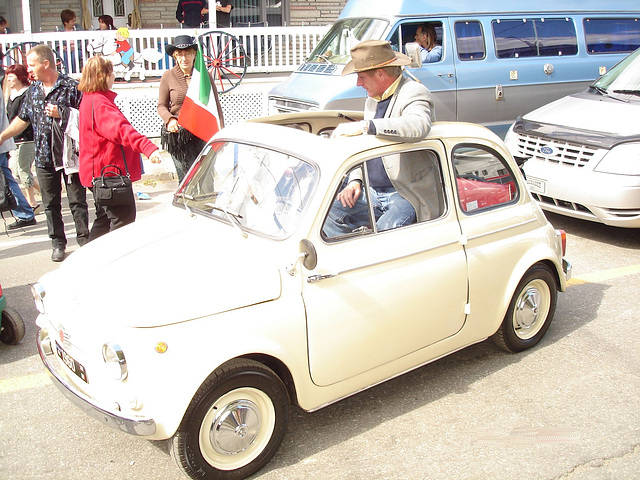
[34,112,570,480]
[505,47,640,228]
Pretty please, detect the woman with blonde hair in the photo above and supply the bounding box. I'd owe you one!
[77,55,162,240]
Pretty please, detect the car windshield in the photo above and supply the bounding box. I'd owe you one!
[175,142,318,238]
[592,47,640,99]
[306,18,389,64]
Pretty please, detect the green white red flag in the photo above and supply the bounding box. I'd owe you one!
[178,47,221,141]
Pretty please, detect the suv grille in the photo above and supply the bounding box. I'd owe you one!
[513,133,598,167]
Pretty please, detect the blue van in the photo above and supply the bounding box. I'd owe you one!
[269,0,640,136]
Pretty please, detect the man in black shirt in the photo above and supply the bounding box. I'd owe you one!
[0,45,88,262]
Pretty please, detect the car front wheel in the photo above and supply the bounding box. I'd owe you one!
[171,359,289,480]
[492,264,558,353]
[0,307,26,345]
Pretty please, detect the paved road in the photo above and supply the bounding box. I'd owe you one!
[0,184,638,480]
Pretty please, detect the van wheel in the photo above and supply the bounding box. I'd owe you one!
[492,264,557,353]
[171,359,289,480]
[0,308,26,345]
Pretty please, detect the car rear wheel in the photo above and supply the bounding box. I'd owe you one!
[171,359,289,480]
[0,307,26,345]
[492,264,557,353]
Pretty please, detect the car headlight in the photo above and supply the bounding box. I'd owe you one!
[31,282,46,314]
[102,343,128,381]
[594,143,640,175]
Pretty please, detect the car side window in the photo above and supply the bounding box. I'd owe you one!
[321,149,446,242]
[452,145,518,213]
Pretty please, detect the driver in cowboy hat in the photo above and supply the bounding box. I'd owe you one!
[325,39,440,237]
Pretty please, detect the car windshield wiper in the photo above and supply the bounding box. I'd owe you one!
[613,89,640,97]
[591,85,608,96]
[175,192,196,217]
[206,203,247,238]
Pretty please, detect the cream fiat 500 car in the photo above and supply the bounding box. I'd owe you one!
[34,112,570,480]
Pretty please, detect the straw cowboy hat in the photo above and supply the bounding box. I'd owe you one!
[342,39,411,76]
[166,35,198,56]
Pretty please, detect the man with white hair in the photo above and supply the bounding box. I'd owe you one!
[326,39,437,237]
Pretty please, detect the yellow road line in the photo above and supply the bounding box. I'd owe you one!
[567,263,640,286]
[0,372,50,394]
[1,265,638,394]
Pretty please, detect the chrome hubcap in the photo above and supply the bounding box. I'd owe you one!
[513,279,550,340]
[210,400,260,455]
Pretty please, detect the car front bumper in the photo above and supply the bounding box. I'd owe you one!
[37,327,156,436]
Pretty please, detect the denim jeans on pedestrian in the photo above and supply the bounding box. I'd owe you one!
[323,186,416,238]
[0,152,34,222]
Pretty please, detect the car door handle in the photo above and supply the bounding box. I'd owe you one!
[438,73,454,78]
[307,273,337,283]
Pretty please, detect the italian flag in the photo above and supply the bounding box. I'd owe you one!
[178,47,221,142]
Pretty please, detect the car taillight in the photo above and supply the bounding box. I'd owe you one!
[555,229,567,256]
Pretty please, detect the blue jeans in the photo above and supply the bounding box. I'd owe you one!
[323,186,416,238]
[1,152,34,222]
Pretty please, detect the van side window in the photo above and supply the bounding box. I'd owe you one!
[455,21,486,60]
[584,18,640,54]
[452,145,518,213]
[493,18,577,58]
[389,21,443,60]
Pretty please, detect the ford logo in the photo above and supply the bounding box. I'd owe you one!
[540,146,554,155]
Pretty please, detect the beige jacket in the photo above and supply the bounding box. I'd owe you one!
[366,76,443,221]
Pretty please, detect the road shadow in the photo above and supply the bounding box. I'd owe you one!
[543,212,640,249]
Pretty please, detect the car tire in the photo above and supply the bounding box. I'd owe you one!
[0,307,26,345]
[171,359,289,480]
[492,264,557,353]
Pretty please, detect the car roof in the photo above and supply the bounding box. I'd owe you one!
[213,117,502,172]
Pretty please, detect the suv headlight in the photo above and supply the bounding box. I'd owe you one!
[102,343,128,381]
[595,143,640,175]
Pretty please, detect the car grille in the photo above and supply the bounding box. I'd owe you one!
[513,133,599,167]
[297,63,338,75]
[269,96,318,114]
[531,193,593,215]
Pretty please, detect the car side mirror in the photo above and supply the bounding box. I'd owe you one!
[299,239,317,270]
[404,42,423,69]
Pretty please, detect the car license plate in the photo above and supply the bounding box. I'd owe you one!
[55,341,88,383]
[526,176,546,194]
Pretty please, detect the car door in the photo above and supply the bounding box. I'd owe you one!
[301,143,468,387]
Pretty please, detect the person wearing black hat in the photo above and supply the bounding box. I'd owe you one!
[176,0,208,28]
[158,35,222,183]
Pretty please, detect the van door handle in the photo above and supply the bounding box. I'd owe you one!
[438,73,454,78]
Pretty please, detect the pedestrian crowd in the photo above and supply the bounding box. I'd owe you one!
[0,13,229,262]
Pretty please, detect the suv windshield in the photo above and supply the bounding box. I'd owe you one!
[307,18,389,64]
[175,142,317,238]
[592,47,640,99]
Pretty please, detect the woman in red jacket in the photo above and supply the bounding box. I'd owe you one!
[78,55,162,241]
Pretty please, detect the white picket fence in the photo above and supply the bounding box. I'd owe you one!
[0,26,329,79]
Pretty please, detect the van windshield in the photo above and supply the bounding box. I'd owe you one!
[307,18,389,64]
[592,48,640,100]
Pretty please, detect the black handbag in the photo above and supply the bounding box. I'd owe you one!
[90,99,134,208]
[0,171,18,213]
[92,160,134,207]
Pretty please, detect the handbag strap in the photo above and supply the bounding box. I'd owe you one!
[91,97,130,179]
